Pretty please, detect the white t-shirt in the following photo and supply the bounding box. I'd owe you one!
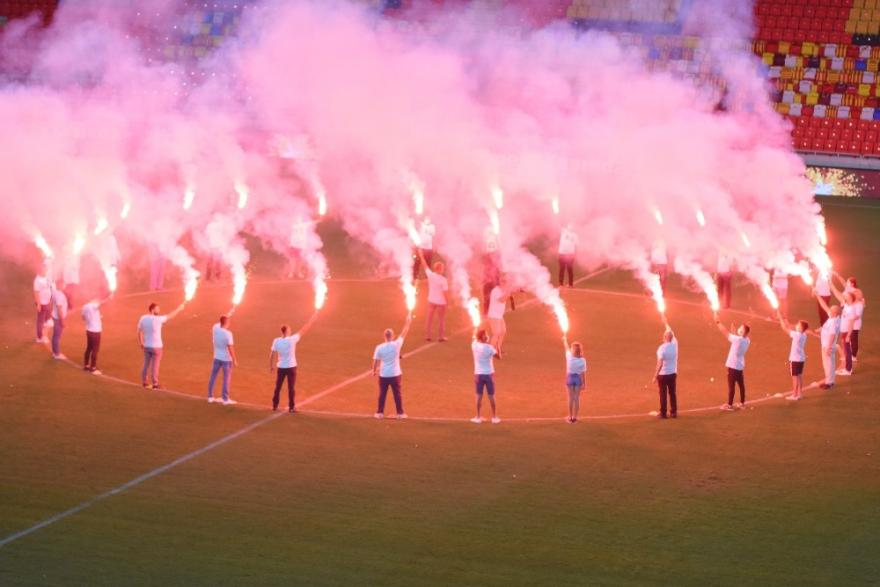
[840,304,858,333]
[138,314,169,348]
[725,334,750,370]
[272,334,301,368]
[81,302,102,333]
[487,286,506,320]
[419,221,436,250]
[650,244,668,265]
[788,330,807,362]
[558,229,578,255]
[472,341,495,375]
[566,351,587,375]
[814,273,831,297]
[425,269,448,305]
[853,300,864,330]
[51,289,68,320]
[656,340,678,375]
[212,323,234,362]
[373,338,403,377]
[34,275,52,305]
[717,255,732,274]
[820,316,840,349]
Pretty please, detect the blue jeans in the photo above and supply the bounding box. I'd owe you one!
[141,348,163,386]
[51,316,64,355]
[208,359,233,401]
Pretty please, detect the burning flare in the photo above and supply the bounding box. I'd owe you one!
[760,282,780,310]
[231,266,247,306]
[183,186,195,210]
[72,233,86,256]
[234,182,249,210]
[184,271,199,301]
[551,196,559,215]
[551,299,570,333]
[34,233,54,259]
[93,217,109,236]
[491,185,504,209]
[695,208,706,227]
[646,273,666,316]
[120,201,131,220]
[313,276,328,310]
[652,206,664,226]
[466,297,481,328]
[103,265,118,293]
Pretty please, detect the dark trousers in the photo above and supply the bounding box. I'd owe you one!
[558,255,575,286]
[657,374,677,417]
[852,329,860,358]
[817,295,831,325]
[35,304,50,340]
[843,333,853,372]
[377,376,403,415]
[412,248,433,280]
[84,331,101,370]
[727,368,745,405]
[51,316,64,356]
[717,273,733,309]
[273,367,297,410]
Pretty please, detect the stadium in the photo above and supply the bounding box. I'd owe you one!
[0,0,877,585]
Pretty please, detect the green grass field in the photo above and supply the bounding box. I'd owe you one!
[0,200,878,585]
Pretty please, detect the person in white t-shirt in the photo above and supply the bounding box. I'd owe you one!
[268,312,319,412]
[33,266,53,343]
[829,279,859,376]
[652,328,678,419]
[137,301,186,389]
[50,284,69,359]
[715,319,751,410]
[851,288,865,362]
[418,249,448,341]
[471,328,501,424]
[81,295,111,374]
[716,253,733,310]
[371,314,413,419]
[813,269,833,326]
[814,293,841,389]
[487,283,511,356]
[562,334,587,423]
[557,225,578,288]
[207,315,239,405]
[777,313,809,401]
[412,217,436,280]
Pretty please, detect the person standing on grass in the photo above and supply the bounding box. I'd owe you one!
[563,334,587,423]
[487,282,511,357]
[852,288,865,363]
[137,301,186,390]
[50,283,69,360]
[814,269,832,326]
[81,296,111,374]
[418,248,448,342]
[557,224,578,288]
[207,315,238,405]
[268,312,319,413]
[652,328,678,419]
[471,328,501,424]
[33,265,53,343]
[716,252,733,310]
[371,314,412,420]
[814,293,841,390]
[715,319,750,411]
[777,313,808,401]
[829,285,858,377]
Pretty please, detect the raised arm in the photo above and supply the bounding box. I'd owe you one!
[829,280,845,304]
[297,311,319,338]
[815,291,832,314]
[400,313,413,340]
[714,319,729,337]
[166,302,186,321]
[418,247,429,271]
[831,271,846,288]
[777,310,791,334]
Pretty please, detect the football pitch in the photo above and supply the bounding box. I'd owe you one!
[0,199,877,586]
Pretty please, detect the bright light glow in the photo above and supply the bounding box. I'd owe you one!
[317,189,327,217]
[184,271,199,301]
[810,248,833,278]
[403,281,417,312]
[183,186,195,210]
[93,217,109,236]
[72,233,86,256]
[652,207,664,226]
[646,273,666,315]
[693,272,720,311]
[120,201,131,219]
[551,197,559,215]
[790,260,813,286]
[313,276,328,310]
[740,230,752,248]
[816,219,828,246]
[410,178,425,216]
[231,267,247,306]
[551,299,570,333]
[103,265,118,292]
[34,233,54,259]
[466,297,481,328]
[695,208,706,227]
[489,209,501,235]
[760,283,780,309]
[234,182,248,210]
[491,185,504,209]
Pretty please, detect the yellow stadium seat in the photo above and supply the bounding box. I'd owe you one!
[807,93,819,105]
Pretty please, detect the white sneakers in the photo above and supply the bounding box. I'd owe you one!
[91,369,102,376]
[396,413,408,420]
[720,404,734,411]
[208,397,216,404]
[374,413,384,419]
[786,395,801,401]
[223,399,237,406]
[491,417,501,424]
[836,368,852,376]
[53,354,66,360]
[470,417,482,424]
